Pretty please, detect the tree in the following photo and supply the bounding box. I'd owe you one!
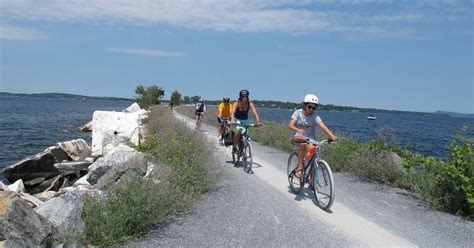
[183,96,191,104]
[170,90,182,106]
[191,95,201,104]
[135,84,165,109]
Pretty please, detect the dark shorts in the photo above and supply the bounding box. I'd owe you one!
[195,110,204,116]
[217,117,229,124]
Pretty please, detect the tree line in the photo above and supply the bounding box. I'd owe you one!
[134,84,443,116]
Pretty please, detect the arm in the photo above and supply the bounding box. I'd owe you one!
[230,101,238,121]
[249,102,261,124]
[218,104,223,118]
[318,121,337,141]
[288,118,304,135]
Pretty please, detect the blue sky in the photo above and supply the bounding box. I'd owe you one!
[0,0,472,113]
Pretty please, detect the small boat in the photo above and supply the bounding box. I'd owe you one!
[367,115,376,120]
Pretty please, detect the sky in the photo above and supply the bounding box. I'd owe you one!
[0,0,473,114]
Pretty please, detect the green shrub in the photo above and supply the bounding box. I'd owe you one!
[404,126,473,218]
[322,137,362,172]
[82,174,173,246]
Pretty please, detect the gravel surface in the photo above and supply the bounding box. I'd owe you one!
[126,111,473,247]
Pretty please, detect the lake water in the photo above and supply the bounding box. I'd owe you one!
[0,96,132,182]
[1,96,472,183]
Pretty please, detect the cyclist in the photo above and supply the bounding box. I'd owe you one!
[195,98,206,123]
[217,96,232,141]
[288,94,337,188]
[230,89,262,152]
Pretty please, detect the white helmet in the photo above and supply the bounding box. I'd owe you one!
[303,94,319,104]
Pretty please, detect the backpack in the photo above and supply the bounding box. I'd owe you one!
[196,103,205,112]
[224,130,234,146]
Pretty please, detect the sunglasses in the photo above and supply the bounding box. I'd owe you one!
[306,105,317,110]
[241,96,248,99]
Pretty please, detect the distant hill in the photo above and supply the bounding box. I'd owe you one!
[0,92,133,102]
[434,111,474,119]
[203,99,444,116]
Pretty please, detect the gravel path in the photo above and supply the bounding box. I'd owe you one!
[126,111,473,247]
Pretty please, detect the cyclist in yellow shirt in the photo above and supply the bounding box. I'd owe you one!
[218,96,232,141]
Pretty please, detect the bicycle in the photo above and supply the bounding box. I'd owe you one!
[228,123,261,174]
[287,137,335,210]
[219,117,230,142]
[195,112,204,129]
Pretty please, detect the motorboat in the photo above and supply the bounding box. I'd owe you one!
[367,115,377,120]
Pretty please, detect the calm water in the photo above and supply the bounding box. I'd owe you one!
[1,96,473,183]
[0,96,132,182]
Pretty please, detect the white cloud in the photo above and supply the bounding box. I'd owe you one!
[105,47,186,57]
[0,0,472,38]
[0,23,46,40]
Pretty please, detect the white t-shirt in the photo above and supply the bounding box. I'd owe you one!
[291,109,322,138]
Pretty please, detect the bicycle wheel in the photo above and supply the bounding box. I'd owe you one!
[313,160,335,210]
[232,147,239,165]
[242,142,253,173]
[287,152,303,193]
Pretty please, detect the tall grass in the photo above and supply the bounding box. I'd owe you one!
[82,105,213,246]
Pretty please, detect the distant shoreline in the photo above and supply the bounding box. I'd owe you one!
[1,91,472,118]
[0,92,133,102]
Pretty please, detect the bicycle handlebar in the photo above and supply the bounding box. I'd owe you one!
[294,136,334,146]
[225,122,263,127]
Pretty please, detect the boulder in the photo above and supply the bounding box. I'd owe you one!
[19,192,43,208]
[44,146,69,163]
[34,193,85,241]
[6,179,24,193]
[87,150,147,187]
[0,182,6,191]
[54,161,92,177]
[24,177,46,187]
[91,110,148,157]
[78,120,93,132]
[102,143,136,156]
[123,102,142,113]
[57,139,92,161]
[72,175,90,187]
[0,191,57,247]
[28,175,62,195]
[2,149,61,183]
[34,191,57,202]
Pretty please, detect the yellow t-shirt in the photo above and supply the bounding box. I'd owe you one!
[218,102,232,118]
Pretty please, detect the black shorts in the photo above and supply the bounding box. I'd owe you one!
[195,110,204,116]
[218,117,229,124]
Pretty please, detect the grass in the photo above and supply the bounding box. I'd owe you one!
[82,105,214,246]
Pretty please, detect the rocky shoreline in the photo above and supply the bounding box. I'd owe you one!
[0,103,154,247]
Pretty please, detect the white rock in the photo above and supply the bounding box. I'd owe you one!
[73,175,91,187]
[91,110,148,157]
[34,191,57,202]
[123,102,142,113]
[57,139,92,161]
[19,192,43,207]
[7,179,25,193]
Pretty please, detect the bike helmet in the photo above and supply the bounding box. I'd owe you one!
[303,94,319,104]
[199,97,203,102]
[223,96,230,102]
[239,89,249,98]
